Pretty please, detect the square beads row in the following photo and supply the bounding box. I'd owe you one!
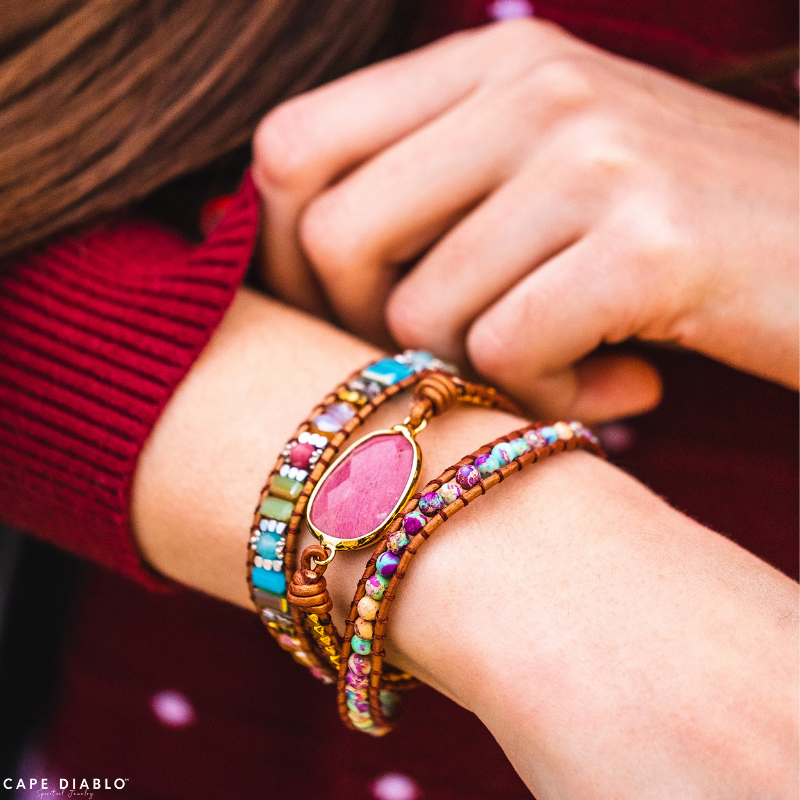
[252,352,448,604]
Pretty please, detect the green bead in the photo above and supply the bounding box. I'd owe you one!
[260,496,293,522]
[270,475,303,502]
[351,635,372,655]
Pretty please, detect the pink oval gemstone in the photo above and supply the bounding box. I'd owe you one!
[309,433,415,540]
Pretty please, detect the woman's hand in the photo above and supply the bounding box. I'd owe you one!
[253,19,799,422]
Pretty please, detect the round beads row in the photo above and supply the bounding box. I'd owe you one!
[342,419,598,733]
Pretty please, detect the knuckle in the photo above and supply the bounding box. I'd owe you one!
[297,193,346,273]
[532,57,597,114]
[385,290,426,349]
[566,117,636,181]
[623,195,687,269]
[253,99,315,192]
[465,310,515,381]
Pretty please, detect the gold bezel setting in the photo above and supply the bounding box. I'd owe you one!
[306,424,422,552]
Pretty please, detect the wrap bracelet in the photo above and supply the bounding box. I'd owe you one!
[286,372,520,680]
[338,420,604,735]
[247,350,455,682]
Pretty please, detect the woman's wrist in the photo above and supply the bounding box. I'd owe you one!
[131,286,798,799]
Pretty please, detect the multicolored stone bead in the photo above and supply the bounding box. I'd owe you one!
[348,652,371,676]
[252,566,286,594]
[380,690,401,718]
[568,420,585,436]
[402,510,427,534]
[539,425,559,444]
[345,685,369,702]
[351,635,372,655]
[325,402,357,424]
[288,441,315,469]
[259,496,293,523]
[419,491,445,516]
[256,531,281,559]
[524,429,546,449]
[455,464,480,489]
[269,474,303,502]
[365,572,389,600]
[346,671,369,689]
[491,442,516,466]
[357,595,380,620]
[348,377,383,399]
[354,617,374,639]
[362,358,415,386]
[436,481,462,504]
[474,453,501,476]
[347,696,370,714]
[376,551,399,578]
[386,529,410,554]
[509,437,530,457]
[553,421,574,440]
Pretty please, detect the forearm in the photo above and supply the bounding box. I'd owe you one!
[132,287,798,799]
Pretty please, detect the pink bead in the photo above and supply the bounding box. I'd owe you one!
[289,441,315,469]
[348,652,371,676]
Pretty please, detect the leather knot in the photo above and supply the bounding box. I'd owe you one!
[288,545,333,615]
[407,373,461,428]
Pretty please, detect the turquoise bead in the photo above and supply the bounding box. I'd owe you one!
[475,453,500,476]
[252,566,286,595]
[539,426,558,444]
[510,438,530,457]
[362,358,415,386]
[491,442,516,465]
[256,531,281,559]
[351,635,372,655]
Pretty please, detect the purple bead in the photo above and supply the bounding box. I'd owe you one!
[387,529,410,554]
[323,402,356,424]
[348,652,371,676]
[376,551,399,578]
[402,510,427,534]
[419,491,445,516]
[455,465,480,489]
[474,453,500,476]
[347,696,370,714]
[346,671,369,689]
[524,429,546,449]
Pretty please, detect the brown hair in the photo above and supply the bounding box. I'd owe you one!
[0,0,409,258]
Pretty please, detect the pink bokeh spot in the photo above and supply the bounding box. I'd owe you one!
[487,0,534,21]
[151,690,196,728]
[309,433,414,540]
[371,773,421,800]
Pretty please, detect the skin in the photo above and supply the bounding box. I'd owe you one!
[132,289,798,800]
[253,19,799,423]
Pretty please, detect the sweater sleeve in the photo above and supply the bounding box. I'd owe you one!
[0,173,259,590]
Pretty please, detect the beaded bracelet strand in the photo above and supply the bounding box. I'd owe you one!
[248,350,455,682]
[287,373,520,679]
[338,420,604,735]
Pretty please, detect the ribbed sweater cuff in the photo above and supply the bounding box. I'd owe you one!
[0,173,259,590]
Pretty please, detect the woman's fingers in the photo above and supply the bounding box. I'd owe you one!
[464,231,666,420]
[253,29,487,312]
[382,134,606,361]
[254,20,583,318]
